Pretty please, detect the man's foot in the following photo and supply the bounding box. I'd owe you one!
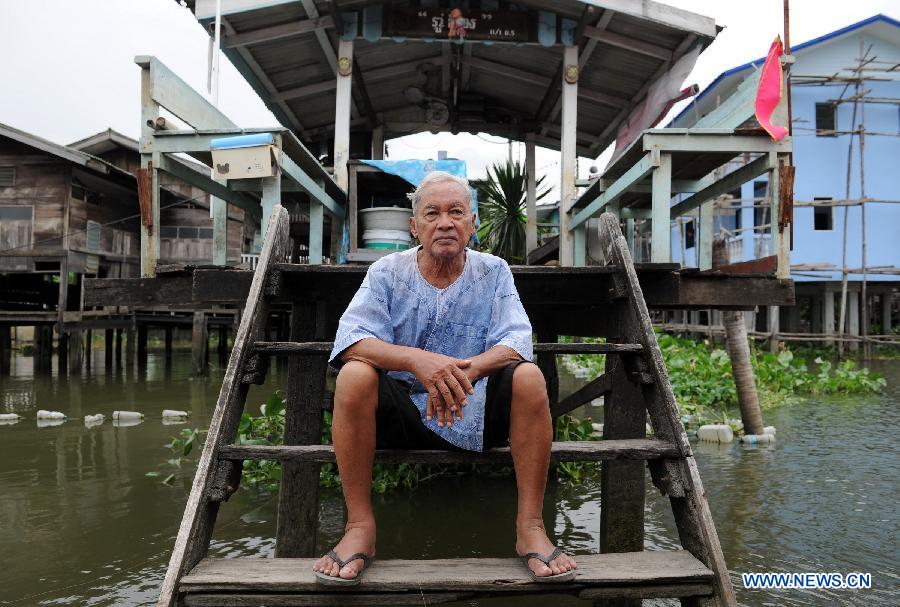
[312,521,376,581]
[515,521,577,578]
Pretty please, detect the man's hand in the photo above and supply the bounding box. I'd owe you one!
[411,351,474,427]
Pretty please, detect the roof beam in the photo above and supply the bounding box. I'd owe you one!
[219,18,307,135]
[194,0,298,20]
[537,9,613,136]
[222,15,334,48]
[582,26,673,62]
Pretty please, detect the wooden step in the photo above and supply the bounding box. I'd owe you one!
[253,341,643,355]
[179,551,713,606]
[217,439,679,464]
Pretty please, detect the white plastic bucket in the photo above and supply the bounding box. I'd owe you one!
[361,229,411,251]
[359,207,413,232]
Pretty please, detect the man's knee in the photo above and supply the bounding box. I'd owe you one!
[335,360,379,403]
[512,362,549,407]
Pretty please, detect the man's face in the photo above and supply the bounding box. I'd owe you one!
[409,181,476,261]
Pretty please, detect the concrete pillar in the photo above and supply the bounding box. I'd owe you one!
[371,122,384,160]
[140,63,161,277]
[651,154,673,263]
[125,327,136,368]
[191,311,208,376]
[558,45,578,267]
[525,132,537,256]
[824,290,835,346]
[217,324,228,363]
[115,328,123,366]
[848,291,859,352]
[68,331,84,374]
[811,292,823,334]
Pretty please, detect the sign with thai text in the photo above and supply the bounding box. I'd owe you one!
[386,7,531,42]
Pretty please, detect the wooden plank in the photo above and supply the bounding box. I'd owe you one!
[642,132,792,155]
[83,275,193,306]
[579,582,713,599]
[670,154,772,219]
[252,342,642,355]
[217,439,680,464]
[596,212,737,606]
[180,551,713,593]
[223,15,334,48]
[185,593,472,606]
[571,152,658,229]
[551,371,613,418]
[156,206,291,607]
[135,56,236,130]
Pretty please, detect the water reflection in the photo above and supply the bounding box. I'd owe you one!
[0,351,897,606]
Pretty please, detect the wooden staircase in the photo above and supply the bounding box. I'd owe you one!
[157,207,737,607]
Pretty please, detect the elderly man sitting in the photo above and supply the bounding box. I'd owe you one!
[312,171,577,585]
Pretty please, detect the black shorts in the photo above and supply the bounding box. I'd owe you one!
[374,361,531,451]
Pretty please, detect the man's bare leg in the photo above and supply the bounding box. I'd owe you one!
[312,360,378,580]
[509,363,578,577]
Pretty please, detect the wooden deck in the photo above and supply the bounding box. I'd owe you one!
[179,550,713,605]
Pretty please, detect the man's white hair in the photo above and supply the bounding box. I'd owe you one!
[408,171,472,210]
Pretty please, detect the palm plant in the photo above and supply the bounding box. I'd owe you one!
[475,160,549,263]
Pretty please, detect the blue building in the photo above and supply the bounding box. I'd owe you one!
[670,15,899,342]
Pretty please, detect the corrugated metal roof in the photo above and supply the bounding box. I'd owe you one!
[185,0,719,157]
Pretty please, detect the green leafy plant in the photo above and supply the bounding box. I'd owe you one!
[475,160,549,263]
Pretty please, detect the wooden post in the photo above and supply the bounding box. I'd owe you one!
[651,154,672,263]
[68,330,83,374]
[883,292,893,336]
[371,122,384,160]
[598,351,645,607]
[559,45,578,267]
[85,329,93,372]
[105,328,114,369]
[334,39,353,194]
[525,132,538,257]
[767,306,780,353]
[624,218,635,259]
[212,188,228,266]
[310,197,324,265]
[698,200,714,271]
[0,325,11,376]
[57,331,69,375]
[276,301,327,556]
[140,62,161,278]
[192,312,208,375]
[115,328,123,366]
[824,289,835,346]
[138,325,149,368]
[260,176,282,244]
[217,325,228,363]
[126,327,137,369]
[848,291,859,352]
[165,326,174,360]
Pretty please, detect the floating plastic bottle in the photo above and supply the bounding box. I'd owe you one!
[763,426,776,435]
[161,409,189,419]
[112,411,144,421]
[37,410,66,420]
[84,414,105,426]
[740,433,776,444]
[697,424,734,443]
[0,413,22,423]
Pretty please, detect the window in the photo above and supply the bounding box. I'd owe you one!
[0,206,33,250]
[814,198,833,230]
[160,226,178,238]
[86,220,101,252]
[684,219,696,249]
[815,102,836,136]
[754,181,769,230]
[160,226,213,239]
[0,167,15,186]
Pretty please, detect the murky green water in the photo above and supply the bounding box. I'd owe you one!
[1,351,897,606]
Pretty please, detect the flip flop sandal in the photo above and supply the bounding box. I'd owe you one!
[520,547,576,583]
[314,550,373,586]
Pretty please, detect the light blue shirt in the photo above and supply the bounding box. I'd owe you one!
[329,247,533,451]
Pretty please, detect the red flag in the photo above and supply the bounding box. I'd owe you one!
[755,36,788,141]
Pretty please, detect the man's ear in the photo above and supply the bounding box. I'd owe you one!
[409,215,417,238]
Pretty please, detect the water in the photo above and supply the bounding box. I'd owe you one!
[1,350,898,606]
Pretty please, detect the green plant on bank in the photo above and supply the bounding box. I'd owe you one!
[561,332,886,427]
[152,392,600,492]
[475,159,549,264]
